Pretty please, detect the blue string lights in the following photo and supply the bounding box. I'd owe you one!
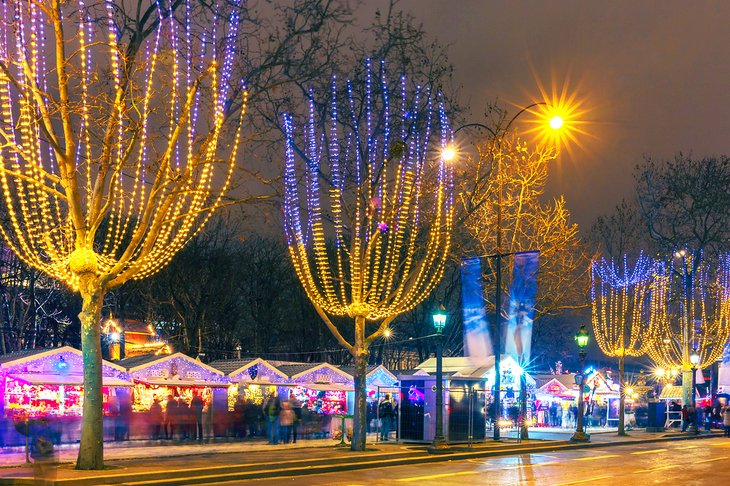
[282,61,454,321]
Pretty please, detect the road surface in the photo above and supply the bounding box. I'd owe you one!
[222,437,730,485]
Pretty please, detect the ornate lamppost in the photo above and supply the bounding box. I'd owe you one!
[571,325,591,442]
[688,350,700,434]
[429,305,450,452]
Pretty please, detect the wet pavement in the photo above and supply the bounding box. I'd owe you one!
[227,437,730,486]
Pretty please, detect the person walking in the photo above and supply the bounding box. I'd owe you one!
[149,398,163,440]
[289,392,302,443]
[263,394,281,444]
[244,399,259,437]
[190,393,205,442]
[279,400,295,444]
[165,395,176,439]
[723,406,730,437]
[681,405,690,432]
[378,394,394,441]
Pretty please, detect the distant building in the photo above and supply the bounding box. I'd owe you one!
[102,318,170,360]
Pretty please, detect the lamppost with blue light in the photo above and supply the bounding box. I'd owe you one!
[429,304,450,452]
[571,325,590,442]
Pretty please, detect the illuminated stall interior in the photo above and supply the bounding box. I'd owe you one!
[210,357,290,410]
[278,362,354,415]
[0,346,132,418]
[117,352,228,412]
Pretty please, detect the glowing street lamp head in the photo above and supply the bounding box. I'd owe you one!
[549,116,564,131]
[441,146,456,162]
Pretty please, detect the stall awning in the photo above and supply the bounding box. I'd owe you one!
[8,373,133,387]
[134,378,229,388]
[659,385,689,400]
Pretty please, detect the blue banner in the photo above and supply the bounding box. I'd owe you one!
[504,251,539,364]
[461,257,492,361]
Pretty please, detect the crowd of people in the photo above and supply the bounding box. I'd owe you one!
[261,392,303,444]
[146,393,208,441]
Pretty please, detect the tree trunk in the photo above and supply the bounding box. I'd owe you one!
[351,316,369,451]
[76,287,105,470]
[618,355,626,436]
[681,367,693,407]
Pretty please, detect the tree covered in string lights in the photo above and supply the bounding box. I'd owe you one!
[591,254,660,436]
[0,0,246,469]
[647,252,730,406]
[282,61,453,451]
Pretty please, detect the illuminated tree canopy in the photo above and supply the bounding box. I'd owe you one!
[648,253,730,372]
[282,61,453,450]
[591,253,660,435]
[0,0,246,468]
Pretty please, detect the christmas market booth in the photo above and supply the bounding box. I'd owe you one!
[0,346,133,445]
[118,352,229,439]
[583,369,621,427]
[533,374,579,427]
[210,357,290,409]
[406,355,537,442]
[278,362,354,438]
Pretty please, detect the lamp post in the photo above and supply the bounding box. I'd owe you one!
[571,325,590,442]
[429,305,450,452]
[453,102,561,441]
[688,350,700,434]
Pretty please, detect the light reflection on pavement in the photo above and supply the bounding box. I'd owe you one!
[228,438,730,486]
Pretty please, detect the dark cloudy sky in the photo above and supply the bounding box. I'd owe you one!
[365,0,730,231]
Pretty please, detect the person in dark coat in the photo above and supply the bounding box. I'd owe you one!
[263,395,281,444]
[244,399,259,437]
[233,397,246,438]
[149,398,163,440]
[190,393,205,442]
[165,395,177,439]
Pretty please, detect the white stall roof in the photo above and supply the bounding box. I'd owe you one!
[8,373,133,387]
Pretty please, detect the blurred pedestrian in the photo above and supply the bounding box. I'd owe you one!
[31,417,57,485]
[191,393,205,442]
[233,396,246,438]
[279,400,295,444]
[723,406,730,437]
[378,394,394,441]
[681,405,690,432]
[244,399,259,437]
[263,394,281,444]
[149,398,163,440]
[165,395,176,439]
[289,392,302,443]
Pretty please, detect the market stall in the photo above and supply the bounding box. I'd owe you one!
[583,369,620,427]
[533,374,578,427]
[118,352,229,439]
[210,357,290,410]
[279,362,354,438]
[0,346,133,445]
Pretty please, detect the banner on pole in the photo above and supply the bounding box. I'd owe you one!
[504,251,539,364]
[461,257,492,362]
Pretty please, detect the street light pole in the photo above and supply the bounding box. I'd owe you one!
[454,103,548,442]
[689,350,700,434]
[571,325,590,442]
[430,305,450,453]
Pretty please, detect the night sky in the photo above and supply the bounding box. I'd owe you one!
[364,1,730,231]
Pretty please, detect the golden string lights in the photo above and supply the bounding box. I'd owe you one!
[0,0,246,469]
[647,253,730,371]
[282,61,453,450]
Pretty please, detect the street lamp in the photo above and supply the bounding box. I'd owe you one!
[571,325,590,442]
[429,305,450,452]
[688,350,700,434]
